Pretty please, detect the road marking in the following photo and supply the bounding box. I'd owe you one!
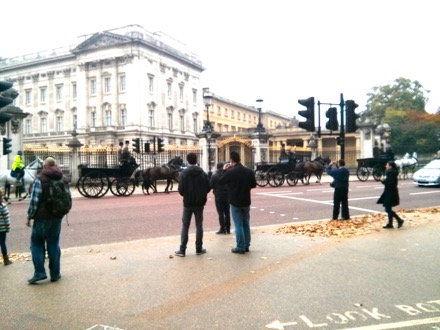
[258,192,381,214]
[341,316,440,329]
[410,190,440,195]
[348,196,381,201]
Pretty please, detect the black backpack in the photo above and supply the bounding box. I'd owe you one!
[45,179,72,217]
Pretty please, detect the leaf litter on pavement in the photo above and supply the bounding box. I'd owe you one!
[275,207,439,238]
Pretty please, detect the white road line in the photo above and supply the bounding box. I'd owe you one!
[410,190,440,195]
[341,316,440,330]
[258,192,381,214]
[348,196,381,201]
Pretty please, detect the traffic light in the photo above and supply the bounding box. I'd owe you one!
[157,138,165,153]
[132,138,140,153]
[0,81,14,109]
[2,137,12,155]
[345,100,359,133]
[298,97,315,132]
[325,107,339,131]
[144,142,151,153]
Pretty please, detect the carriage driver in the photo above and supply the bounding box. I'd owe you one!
[12,150,25,184]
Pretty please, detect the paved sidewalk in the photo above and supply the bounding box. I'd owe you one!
[1,219,439,330]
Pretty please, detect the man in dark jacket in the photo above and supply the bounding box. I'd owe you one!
[219,151,256,254]
[210,162,230,234]
[175,153,211,257]
[326,159,350,220]
[26,157,70,284]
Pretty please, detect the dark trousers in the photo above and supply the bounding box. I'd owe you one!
[384,205,402,225]
[214,196,230,232]
[179,206,204,252]
[0,232,7,255]
[333,187,349,219]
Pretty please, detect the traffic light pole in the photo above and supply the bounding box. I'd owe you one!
[339,93,345,160]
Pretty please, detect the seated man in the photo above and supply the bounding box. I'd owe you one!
[12,151,25,184]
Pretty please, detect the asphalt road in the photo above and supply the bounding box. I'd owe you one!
[6,177,440,254]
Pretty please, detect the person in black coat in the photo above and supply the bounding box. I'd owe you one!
[175,153,211,257]
[210,162,231,234]
[377,161,404,229]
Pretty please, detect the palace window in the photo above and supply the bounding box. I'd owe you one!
[55,85,63,101]
[121,108,127,126]
[91,112,96,128]
[25,90,31,105]
[90,79,96,96]
[149,110,154,127]
[105,110,112,126]
[168,113,173,130]
[56,116,63,132]
[104,77,111,94]
[72,83,77,99]
[40,88,47,104]
[40,117,47,133]
[192,89,197,104]
[148,75,154,92]
[119,75,126,92]
[25,119,32,134]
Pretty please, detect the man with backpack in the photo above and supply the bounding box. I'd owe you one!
[26,157,72,284]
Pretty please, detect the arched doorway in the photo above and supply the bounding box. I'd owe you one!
[217,136,254,168]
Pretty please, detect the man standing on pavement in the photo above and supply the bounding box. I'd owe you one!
[219,151,257,254]
[175,153,211,257]
[326,159,350,220]
[210,162,231,235]
[26,157,70,284]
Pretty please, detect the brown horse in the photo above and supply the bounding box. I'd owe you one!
[136,156,183,194]
[300,156,331,185]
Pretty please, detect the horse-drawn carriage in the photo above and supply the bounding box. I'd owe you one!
[76,157,183,198]
[356,156,393,182]
[254,156,330,187]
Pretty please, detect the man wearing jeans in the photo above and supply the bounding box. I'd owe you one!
[26,157,70,284]
[175,153,211,257]
[219,151,256,254]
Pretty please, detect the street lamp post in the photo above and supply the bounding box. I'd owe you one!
[203,92,214,177]
[254,98,265,133]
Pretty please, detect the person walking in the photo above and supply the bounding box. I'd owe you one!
[175,153,211,257]
[326,159,350,220]
[219,151,256,254]
[0,188,12,266]
[210,162,231,234]
[26,157,70,284]
[12,150,25,184]
[377,160,404,229]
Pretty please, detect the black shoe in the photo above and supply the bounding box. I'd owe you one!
[196,248,207,255]
[245,248,250,252]
[51,275,61,282]
[174,250,185,257]
[28,275,47,284]
[231,248,245,254]
[383,224,394,229]
[216,230,226,235]
[226,229,231,234]
[397,220,404,228]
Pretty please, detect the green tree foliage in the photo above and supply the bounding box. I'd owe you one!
[365,77,429,122]
[365,78,438,155]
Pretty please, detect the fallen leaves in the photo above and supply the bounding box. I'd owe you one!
[275,207,439,238]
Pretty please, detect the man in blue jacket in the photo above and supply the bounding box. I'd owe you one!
[219,151,257,254]
[326,159,350,220]
[175,153,211,257]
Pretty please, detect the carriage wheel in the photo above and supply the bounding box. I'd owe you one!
[267,167,284,187]
[81,171,109,198]
[76,177,89,197]
[110,179,122,196]
[255,170,268,187]
[356,166,369,182]
[286,172,299,186]
[116,177,135,196]
[372,166,384,181]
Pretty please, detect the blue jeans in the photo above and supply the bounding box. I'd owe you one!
[179,206,204,252]
[230,205,251,252]
[30,218,62,278]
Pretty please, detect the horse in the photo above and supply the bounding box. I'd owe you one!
[0,157,44,201]
[395,152,418,180]
[135,156,183,194]
[299,156,331,185]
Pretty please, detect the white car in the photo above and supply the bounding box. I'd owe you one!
[413,159,440,186]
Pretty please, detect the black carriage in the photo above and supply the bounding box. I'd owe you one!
[356,156,393,182]
[254,157,303,187]
[76,162,139,198]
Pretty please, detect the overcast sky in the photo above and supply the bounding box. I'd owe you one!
[3,0,439,118]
